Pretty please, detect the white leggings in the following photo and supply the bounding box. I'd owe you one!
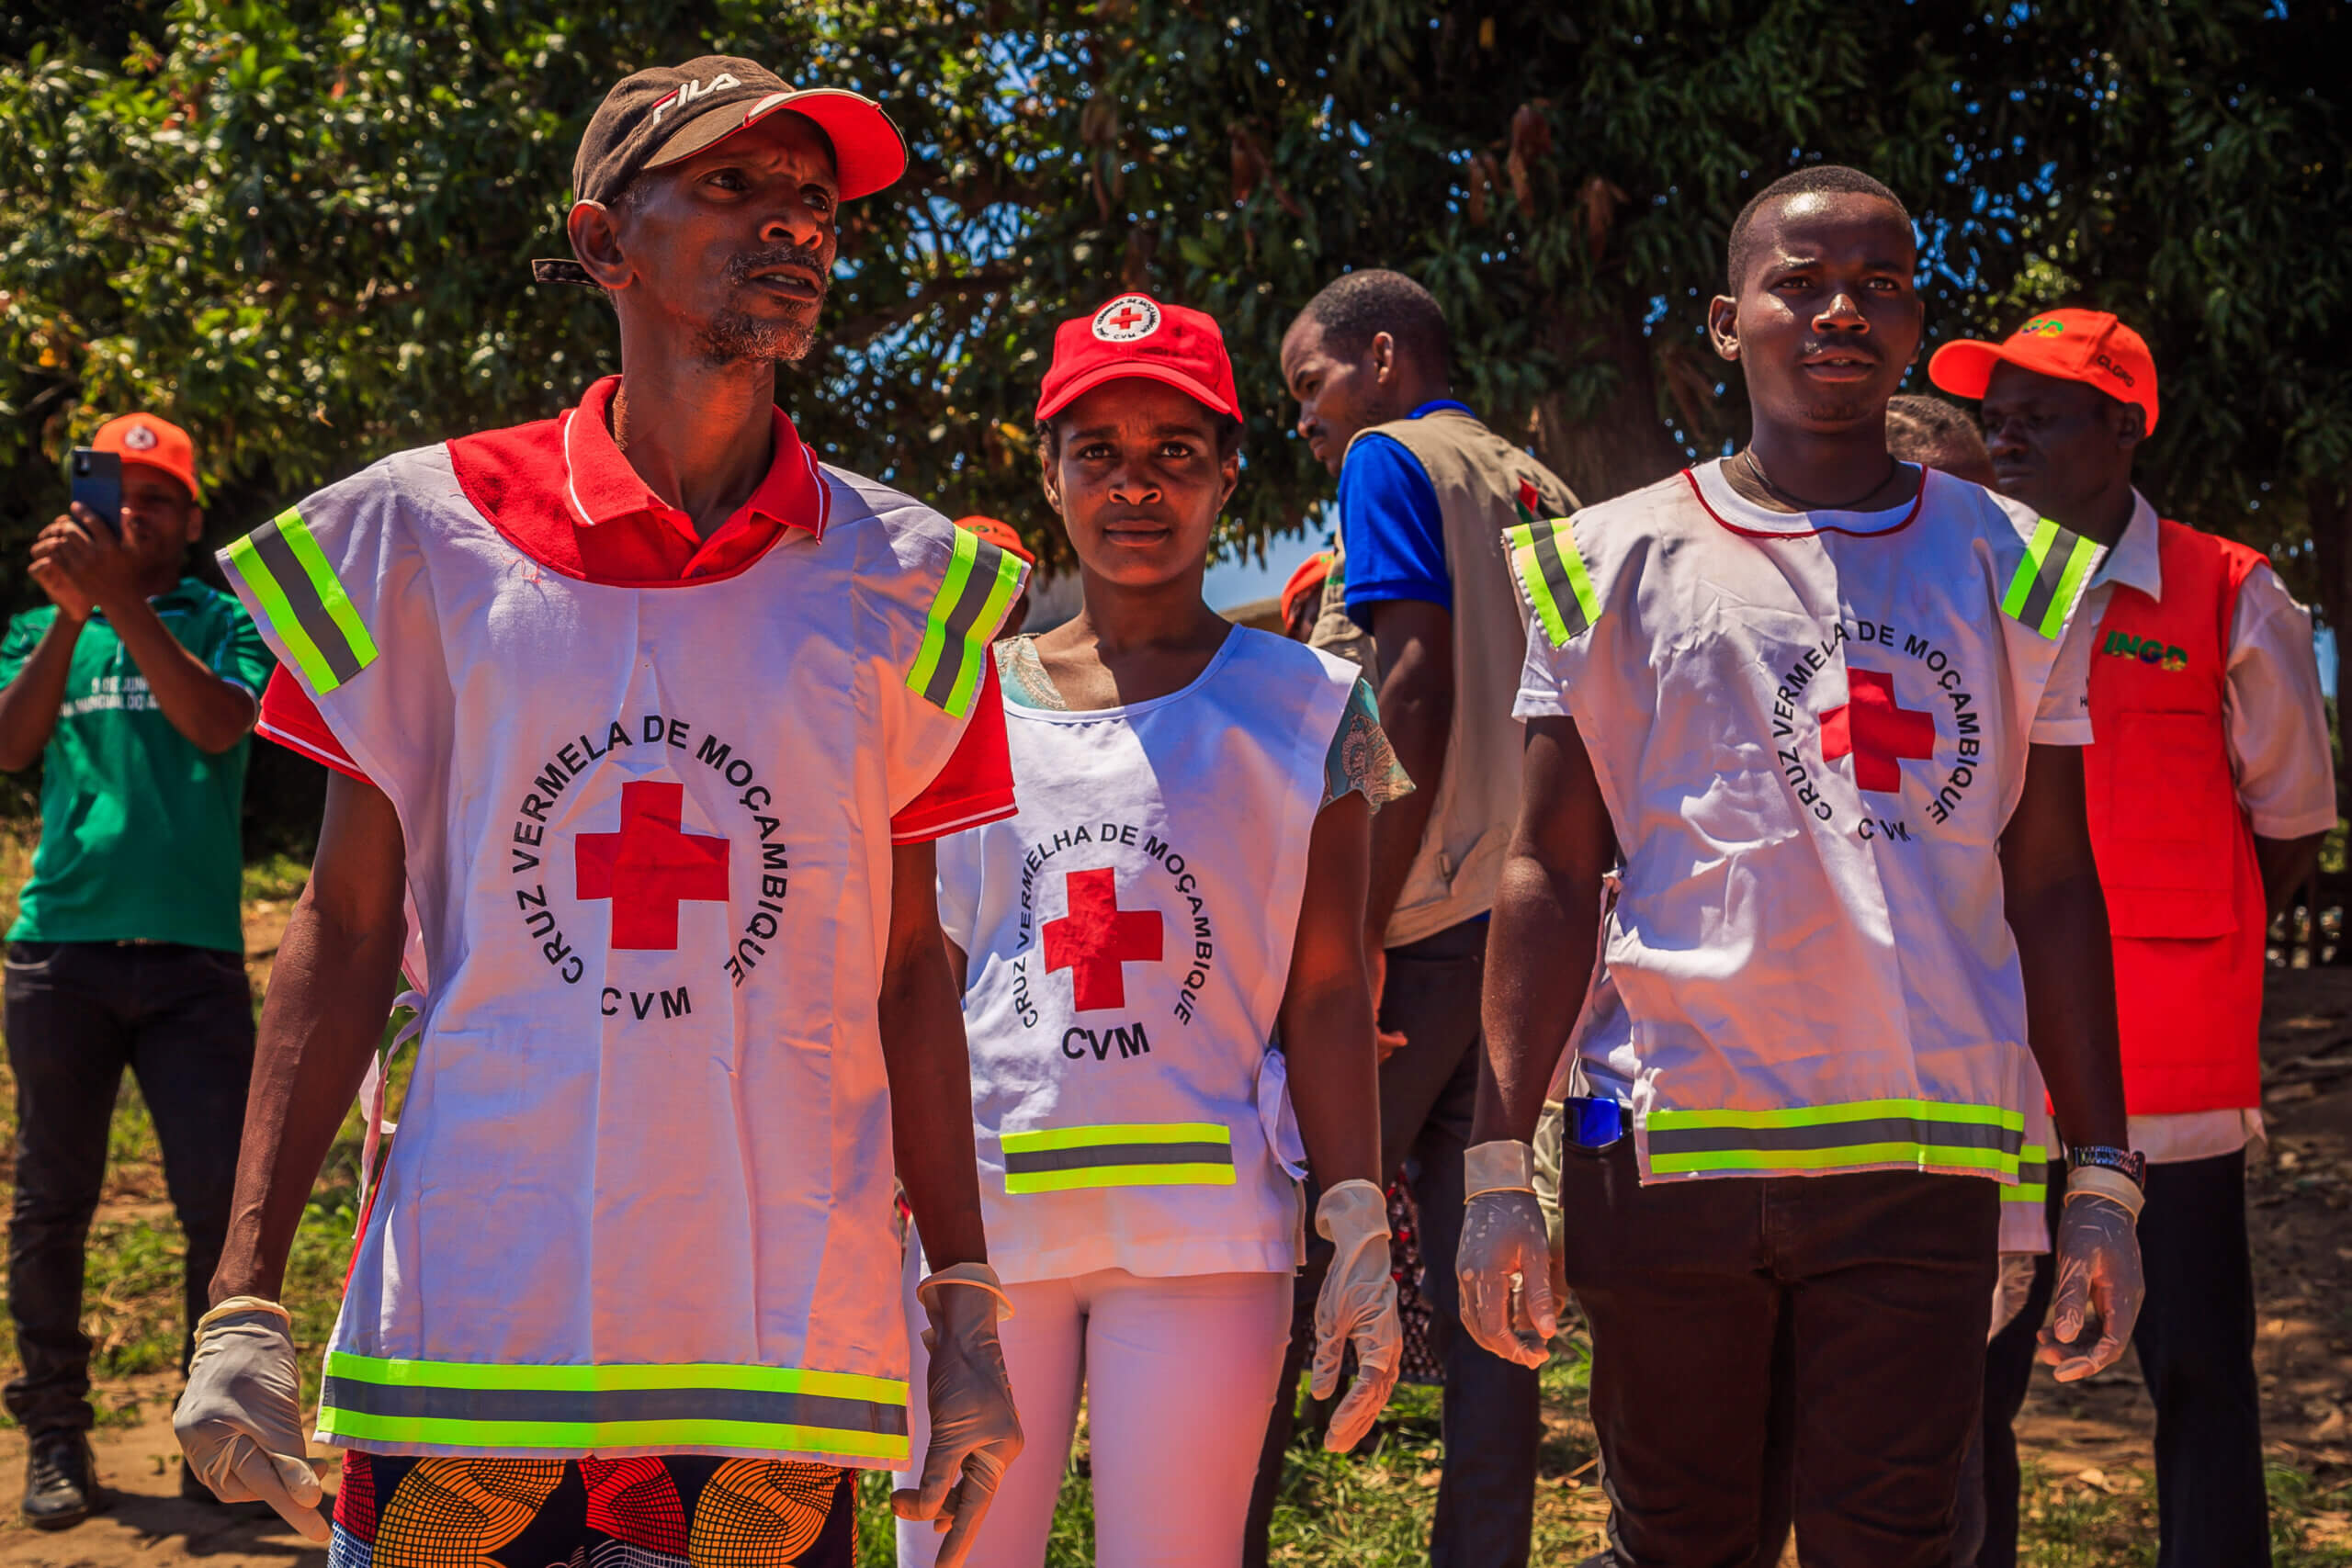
[894,1251,1291,1568]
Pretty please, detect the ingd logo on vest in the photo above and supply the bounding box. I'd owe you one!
[2101,629,2189,672]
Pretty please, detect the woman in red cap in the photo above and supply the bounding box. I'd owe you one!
[896,295,1409,1567]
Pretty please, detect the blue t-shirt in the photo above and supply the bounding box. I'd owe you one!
[1338,400,1476,627]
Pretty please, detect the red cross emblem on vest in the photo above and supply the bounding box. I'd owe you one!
[1042,868,1163,1011]
[576,781,730,950]
[1821,669,1936,793]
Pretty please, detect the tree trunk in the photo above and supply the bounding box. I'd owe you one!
[1527,309,1692,508]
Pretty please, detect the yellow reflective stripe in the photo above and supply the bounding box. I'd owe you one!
[1004,1164,1239,1194]
[314,1410,908,1461]
[2001,517,2098,637]
[1646,1099,2022,1133]
[907,530,1024,717]
[220,509,378,694]
[1505,519,1600,649]
[1649,1144,2018,1177]
[1646,1099,2026,1178]
[322,1352,904,1403]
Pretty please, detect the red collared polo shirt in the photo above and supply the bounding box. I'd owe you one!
[260,376,1014,841]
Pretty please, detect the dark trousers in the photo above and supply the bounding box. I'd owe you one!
[1246,919,1540,1568]
[1979,1149,2269,1568]
[4,940,254,1435]
[1561,1137,1998,1568]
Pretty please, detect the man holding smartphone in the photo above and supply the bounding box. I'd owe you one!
[0,412,272,1528]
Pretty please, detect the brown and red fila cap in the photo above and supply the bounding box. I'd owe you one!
[532,54,906,285]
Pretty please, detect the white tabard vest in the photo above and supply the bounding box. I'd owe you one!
[1509,461,2100,1188]
[935,630,1356,1283]
[219,442,1022,1464]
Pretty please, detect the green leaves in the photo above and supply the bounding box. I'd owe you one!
[0,0,2344,599]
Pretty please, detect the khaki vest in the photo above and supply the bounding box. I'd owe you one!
[1336,409,1578,944]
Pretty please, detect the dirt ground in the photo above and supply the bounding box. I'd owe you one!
[0,928,2346,1566]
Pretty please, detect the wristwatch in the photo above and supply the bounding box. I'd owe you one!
[2064,1144,2147,1191]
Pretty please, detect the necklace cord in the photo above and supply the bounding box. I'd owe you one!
[1739,446,1904,513]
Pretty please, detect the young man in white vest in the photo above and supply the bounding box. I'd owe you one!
[1250,270,1578,1568]
[1936,310,2335,1568]
[1459,166,2147,1567]
[169,59,1023,1568]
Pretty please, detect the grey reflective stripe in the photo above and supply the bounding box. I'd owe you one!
[1526,523,1594,639]
[2007,520,2094,636]
[1647,1116,2026,1158]
[918,538,1007,710]
[247,521,366,687]
[1001,1140,1235,1176]
[321,1376,909,1438]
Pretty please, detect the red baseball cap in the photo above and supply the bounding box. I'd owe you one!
[1281,548,1335,627]
[954,515,1034,566]
[92,412,200,503]
[1035,294,1243,424]
[1928,309,2160,434]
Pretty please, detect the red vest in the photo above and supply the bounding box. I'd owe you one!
[2084,518,2269,1114]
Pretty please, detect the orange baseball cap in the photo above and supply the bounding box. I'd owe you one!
[92,412,201,502]
[1281,548,1335,627]
[1928,309,2159,434]
[954,515,1034,566]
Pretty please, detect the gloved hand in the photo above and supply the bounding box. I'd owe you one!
[2036,1167,2145,1382]
[1455,1141,1558,1369]
[892,1263,1023,1568]
[1989,1250,2038,1341]
[172,1296,330,1542]
[1310,1179,1402,1452]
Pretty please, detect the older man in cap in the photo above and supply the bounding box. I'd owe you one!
[172,58,1025,1568]
[1935,309,2335,1568]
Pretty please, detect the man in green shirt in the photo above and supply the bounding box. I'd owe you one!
[0,413,271,1528]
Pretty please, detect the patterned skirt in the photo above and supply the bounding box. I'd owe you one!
[328,1452,857,1568]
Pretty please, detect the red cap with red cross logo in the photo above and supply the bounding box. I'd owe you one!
[1035,294,1244,423]
[1928,308,2160,434]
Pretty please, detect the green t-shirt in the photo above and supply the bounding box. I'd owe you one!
[1,580,274,952]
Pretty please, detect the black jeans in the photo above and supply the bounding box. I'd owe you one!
[1246,919,1540,1568]
[4,940,254,1436]
[1561,1136,1998,1568]
[1979,1149,2269,1568]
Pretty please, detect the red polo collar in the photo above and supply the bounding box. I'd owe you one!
[447,375,831,587]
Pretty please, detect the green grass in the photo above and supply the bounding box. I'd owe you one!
[241,851,311,904]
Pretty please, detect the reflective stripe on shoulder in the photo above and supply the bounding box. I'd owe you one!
[908,529,1024,717]
[2000,518,2099,638]
[221,509,379,694]
[2006,1142,2050,1205]
[1645,1098,2028,1178]
[1504,519,1601,649]
[314,1352,909,1461]
[1000,1122,1236,1193]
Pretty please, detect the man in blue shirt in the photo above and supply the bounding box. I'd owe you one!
[1248,270,1577,1568]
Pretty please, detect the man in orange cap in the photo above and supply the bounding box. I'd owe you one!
[0,412,272,1527]
[1934,310,2336,1568]
[956,517,1035,638]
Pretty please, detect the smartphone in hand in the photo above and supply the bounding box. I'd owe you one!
[69,448,122,537]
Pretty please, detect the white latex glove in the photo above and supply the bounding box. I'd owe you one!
[892,1263,1023,1568]
[1989,1250,2038,1342]
[1310,1179,1402,1452]
[1455,1141,1559,1369]
[2037,1168,2146,1382]
[172,1297,330,1542]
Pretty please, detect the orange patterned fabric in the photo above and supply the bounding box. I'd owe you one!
[331,1453,854,1568]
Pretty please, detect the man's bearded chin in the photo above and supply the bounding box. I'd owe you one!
[699,246,831,367]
